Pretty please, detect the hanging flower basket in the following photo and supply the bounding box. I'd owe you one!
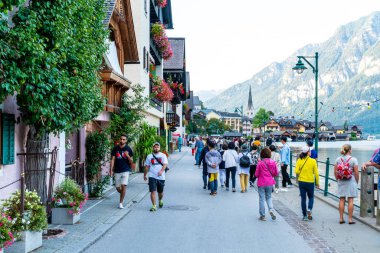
[156,0,167,8]
[151,23,173,60]
[151,76,173,102]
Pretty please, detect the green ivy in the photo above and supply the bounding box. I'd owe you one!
[85,132,109,182]
[0,0,109,135]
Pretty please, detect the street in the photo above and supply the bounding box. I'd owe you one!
[85,148,314,253]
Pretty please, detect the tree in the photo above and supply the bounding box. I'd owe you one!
[0,0,109,139]
[107,84,149,143]
[252,108,272,128]
[205,118,230,135]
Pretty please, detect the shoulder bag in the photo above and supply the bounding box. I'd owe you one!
[152,153,170,172]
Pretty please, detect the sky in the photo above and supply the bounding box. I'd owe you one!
[166,0,380,92]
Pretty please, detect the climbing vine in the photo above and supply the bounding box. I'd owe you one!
[0,0,109,135]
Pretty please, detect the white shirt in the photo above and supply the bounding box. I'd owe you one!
[145,152,168,180]
[223,149,239,168]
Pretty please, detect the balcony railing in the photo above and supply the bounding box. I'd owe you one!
[150,37,162,65]
[166,112,180,127]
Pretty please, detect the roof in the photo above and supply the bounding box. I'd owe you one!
[223,131,242,138]
[164,38,185,70]
[218,111,241,118]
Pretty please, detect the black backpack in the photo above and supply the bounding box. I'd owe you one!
[239,152,251,168]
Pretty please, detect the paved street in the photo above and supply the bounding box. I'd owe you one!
[85,148,322,253]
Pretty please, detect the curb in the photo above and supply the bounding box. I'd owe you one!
[291,182,380,233]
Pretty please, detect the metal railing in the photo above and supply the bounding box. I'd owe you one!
[289,151,379,208]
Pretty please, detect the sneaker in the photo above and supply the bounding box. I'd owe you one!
[221,185,224,188]
[275,188,279,194]
[118,203,124,209]
[226,187,229,191]
[269,211,276,220]
[281,188,288,192]
[150,205,157,212]
[307,210,312,220]
[159,200,164,208]
[303,216,308,221]
[287,184,294,188]
[203,185,206,189]
[259,216,266,221]
[249,181,253,187]
[232,188,236,192]
[240,190,245,193]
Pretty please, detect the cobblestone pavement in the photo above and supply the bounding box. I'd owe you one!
[274,200,338,253]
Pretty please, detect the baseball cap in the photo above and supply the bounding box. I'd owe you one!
[302,146,310,153]
[153,142,161,147]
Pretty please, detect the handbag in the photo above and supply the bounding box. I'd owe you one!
[152,154,170,172]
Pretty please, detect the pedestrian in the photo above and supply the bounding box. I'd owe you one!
[306,140,318,159]
[205,141,222,196]
[295,146,320,221]
[190,138,196,156]
[223,141,239,192]
[144,142,168,212]
[177,135,183,152]
[249,144,260,187]
[194,137,204,165]
[269,145,281,193]
[280,136,293,188]
[238,144,251,193]
[266,136,273,147]
[362,147,380,192]
[110,134,134,209]
[334,144,359,224]
[199,142,210,189]
[219,144,228,188]
[255,148,278,221]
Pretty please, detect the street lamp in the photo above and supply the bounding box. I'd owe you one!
[292,52,319,152]
[234,106,244,135]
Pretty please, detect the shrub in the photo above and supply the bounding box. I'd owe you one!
[0,213,14,250]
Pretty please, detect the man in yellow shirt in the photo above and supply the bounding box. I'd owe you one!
[295,146,320,221]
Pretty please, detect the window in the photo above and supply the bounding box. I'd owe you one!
[1,112,15,165]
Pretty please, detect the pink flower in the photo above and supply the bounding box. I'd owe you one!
[52,197,55,201]
[63,192,67,195]
[68,210,74,215]
[69,202,74,207]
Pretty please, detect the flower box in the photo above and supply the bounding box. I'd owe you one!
[51,208,80,225]
[8,231,43,253]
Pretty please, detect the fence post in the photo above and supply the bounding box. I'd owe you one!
[289,150,293,179]
[360,166,375,218]
[324,157,330,196]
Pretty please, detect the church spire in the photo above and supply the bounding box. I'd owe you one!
[248,85,253,110]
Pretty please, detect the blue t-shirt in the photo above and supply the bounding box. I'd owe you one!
[195,140,204,149]
[310,149,318,159]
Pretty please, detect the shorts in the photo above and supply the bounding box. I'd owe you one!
[149,177,165,193]
[114,172,129,187]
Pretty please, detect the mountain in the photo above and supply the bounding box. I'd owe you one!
[194,89,225,103]
[204,12,380,133]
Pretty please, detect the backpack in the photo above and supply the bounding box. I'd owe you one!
[336,157,353,180]
[239,152,251,168]
[250,152,259,165]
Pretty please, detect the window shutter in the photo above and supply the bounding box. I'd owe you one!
[2,113,15,165]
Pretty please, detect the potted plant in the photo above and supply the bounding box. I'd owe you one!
[151,76,173,102]
[151,23,173,60]
[0,213,14,253]
[51,178,88,225]
[2,190,47,253]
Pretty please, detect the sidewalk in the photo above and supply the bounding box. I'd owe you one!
[273,185,380,252]
[23,150,186,253]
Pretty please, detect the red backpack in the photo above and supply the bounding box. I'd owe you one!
[336,157,353,180]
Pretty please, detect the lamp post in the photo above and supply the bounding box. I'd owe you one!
[292,52,319,152]
[235,106,244,135]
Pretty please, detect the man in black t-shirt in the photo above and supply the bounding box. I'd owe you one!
[110,134,134,209]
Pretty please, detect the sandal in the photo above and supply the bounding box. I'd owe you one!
[348,221,356,225]
[339,220,345,224]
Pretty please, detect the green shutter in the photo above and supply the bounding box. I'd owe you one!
[2,113,15,165]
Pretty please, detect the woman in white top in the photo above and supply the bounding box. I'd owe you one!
[223,142,239,192]
[269,145,281,193]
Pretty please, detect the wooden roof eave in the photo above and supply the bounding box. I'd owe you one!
[101,71,131,90]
